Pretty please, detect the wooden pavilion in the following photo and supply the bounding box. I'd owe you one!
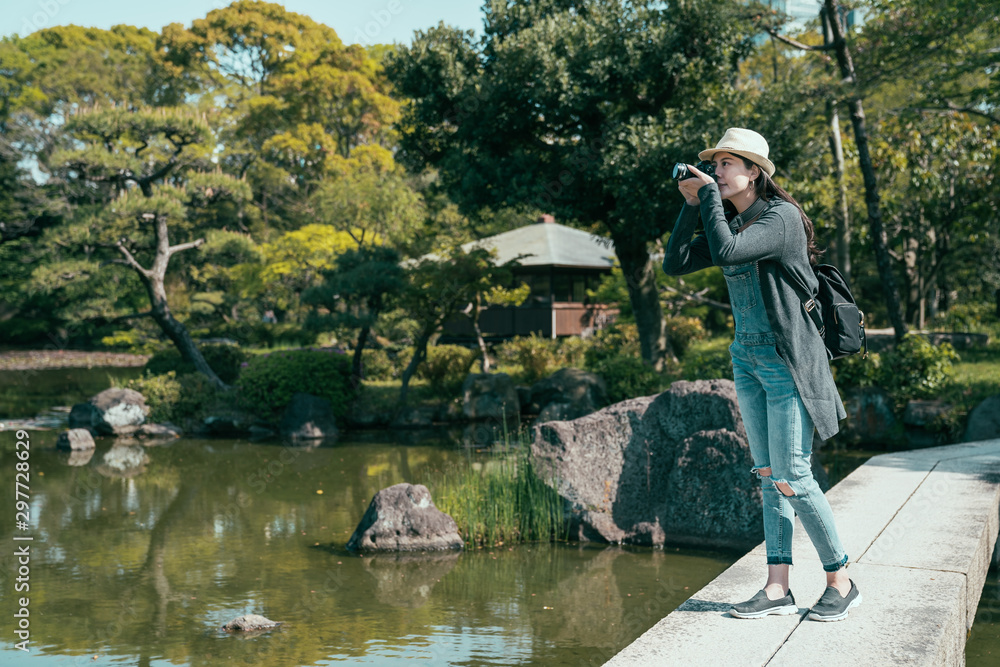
[438,215,620,343]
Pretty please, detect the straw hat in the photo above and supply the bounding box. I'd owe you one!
[698,128,775,177]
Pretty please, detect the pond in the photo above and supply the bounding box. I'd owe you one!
[0,431,735,666]
[1,366,997,666]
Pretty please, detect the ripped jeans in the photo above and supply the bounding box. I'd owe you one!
[731,336,849,572]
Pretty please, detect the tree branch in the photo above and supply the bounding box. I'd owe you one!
[167,238,205,257]
[661,285,732,312]
[763,26,834,63]
[907,103,1000,126]
[116,241,152,280]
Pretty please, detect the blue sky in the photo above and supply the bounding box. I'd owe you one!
[1,0,484,46]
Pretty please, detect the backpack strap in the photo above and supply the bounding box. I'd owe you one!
[782,265,826,339]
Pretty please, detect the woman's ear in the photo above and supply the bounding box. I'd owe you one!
[751,165,761,181]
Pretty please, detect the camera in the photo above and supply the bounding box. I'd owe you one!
[672,160,716,181]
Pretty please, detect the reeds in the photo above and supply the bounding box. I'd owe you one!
[429,427,568,548]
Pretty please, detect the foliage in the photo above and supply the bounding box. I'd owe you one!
[429,434,568,547]
[833,334,960,408]
[929,303,1000,338]
[881,335,960,405]
[124,371,229,424]
[360,347,396,381]
[583,323,642,368]
[125,372,182,423]
[416,345,479,393]
[681,337,733,382]
[144,343,249,385]
[235,348,355,422]
[589,355,663,404]
[554,336,590,369]
[496,333,560,384]
[664,316,708,358]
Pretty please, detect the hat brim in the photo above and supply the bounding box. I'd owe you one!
[697,148,775,177]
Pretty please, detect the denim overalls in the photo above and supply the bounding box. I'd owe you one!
[724,257,849,572]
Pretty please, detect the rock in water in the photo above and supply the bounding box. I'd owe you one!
[531,379,766,550]
[69,388,149,436]
[221,614,282,632]
[347,483,464,553]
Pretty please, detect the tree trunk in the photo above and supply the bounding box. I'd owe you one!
[614,233,676,370]
[822,10,851,280]
[351,324,370,389]
[124,214,226,390]
[146,278,226,390]
[471,292,491,373]
[397,329,432,409]
[824,0,908,340]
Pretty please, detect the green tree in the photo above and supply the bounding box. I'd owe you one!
[394,246,517,407]
[386,0,764,370]
[45,107,253,387]
[303,245,406,385]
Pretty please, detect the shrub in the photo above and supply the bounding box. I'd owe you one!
[833,334,959,409]
[584,323,641,368]
[360,347,395,381]
[880,334,959,405]
[665,316,707,358]
[235,348,355,422]
[204,321,315,348]
[125,371,233,424]
[126,372,182,423]
[681,338,733,381]
[497,333,560,383]
[144,343,249,385]
[928,302,997,335]
[590,355,662,404]
[555,336,591,369]
[417,344,479,393]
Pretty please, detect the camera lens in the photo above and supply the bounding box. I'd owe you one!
[672,163,689,180]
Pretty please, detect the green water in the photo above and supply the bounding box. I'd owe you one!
[2,366,997,665]
[0,368,144,421]
[0,430,735,666]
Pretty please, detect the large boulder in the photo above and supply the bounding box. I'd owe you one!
[840,386,897,445]
[964,395,1000,443]
[462,373,520,426]
[528,367,609,421]
[347,483,464,553]
[531,380,766,550]
[279,393,339,441]
[69,388,149,436]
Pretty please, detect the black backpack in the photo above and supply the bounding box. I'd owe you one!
[788,264,868,360]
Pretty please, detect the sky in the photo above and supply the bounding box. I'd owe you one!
[0,0,485,46]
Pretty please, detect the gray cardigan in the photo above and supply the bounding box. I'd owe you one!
[662,182,846,441]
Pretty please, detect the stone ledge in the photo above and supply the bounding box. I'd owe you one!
[604,438,1000,667]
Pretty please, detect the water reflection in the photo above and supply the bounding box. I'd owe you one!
[0,431,735,666]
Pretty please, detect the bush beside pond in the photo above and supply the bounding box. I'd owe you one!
[235,348,355,423]
[144,343,249,385]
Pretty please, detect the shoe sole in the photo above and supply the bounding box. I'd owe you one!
[808,593,863,622]
[729,604,798,619]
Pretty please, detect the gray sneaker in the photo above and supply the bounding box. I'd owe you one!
[729,589,797,619]
[808,580,862,621]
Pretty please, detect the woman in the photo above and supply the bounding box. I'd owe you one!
[662,128,861,622]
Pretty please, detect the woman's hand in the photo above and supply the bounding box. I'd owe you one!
[677,165,715,206]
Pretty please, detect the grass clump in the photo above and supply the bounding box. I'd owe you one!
[428,428,568,548]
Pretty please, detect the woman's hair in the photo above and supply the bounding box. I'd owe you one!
[725,157,823,266]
